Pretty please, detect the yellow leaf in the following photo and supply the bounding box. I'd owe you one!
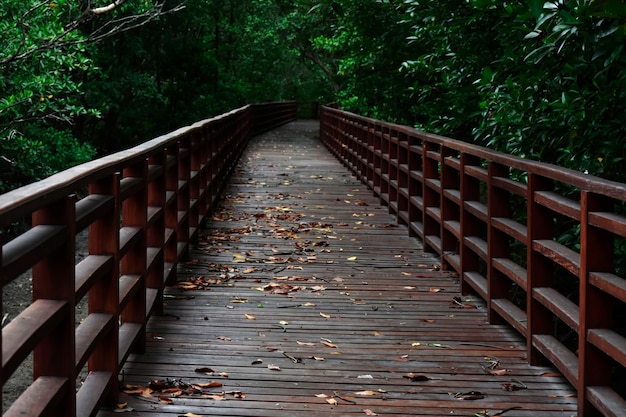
[326,398,338,405]
[355,390,378,396]
[411,342,421,346]
[279,320,289,325]
[320,312,331,318]
[347,256,358,261]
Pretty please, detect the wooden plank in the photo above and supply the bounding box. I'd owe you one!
[102,121,577,417]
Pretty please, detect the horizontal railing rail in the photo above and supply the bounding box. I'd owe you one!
[320,106,626,417]
[0,102,297,417]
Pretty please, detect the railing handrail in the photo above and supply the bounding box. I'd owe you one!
[337,110,626,197]
[0,101,297,416]
[320,105,626,417]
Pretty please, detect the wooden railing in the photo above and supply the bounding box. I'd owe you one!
[320,106,626,417]
[0,101,297,417]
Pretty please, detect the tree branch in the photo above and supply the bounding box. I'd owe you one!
[90,0,128,15]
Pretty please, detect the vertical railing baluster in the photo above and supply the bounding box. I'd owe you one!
[88,174,121,403]
[121,161,148,350]
[579,191,613,416]
[32,195,77,416]
[147,152,166,315]
[459,154,481,294]
[487,162,512,324]
[526,173,554,364]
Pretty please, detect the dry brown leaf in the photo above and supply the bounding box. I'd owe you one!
[355,390,378,396]
[429,288,443,293]
[315,393,329,398]
[297,341,316,346]
[321,340,338,348]
[158,397,173,405]
[303,302,317,307]
[363,410,378,416]
[244,313,256,320]
[320,312,331,318]
[489,369,509,376]
[267,364,281,371]
[403,373,430,382]
[326,398,338,405]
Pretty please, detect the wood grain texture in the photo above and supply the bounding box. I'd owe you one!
[98,121,577,416]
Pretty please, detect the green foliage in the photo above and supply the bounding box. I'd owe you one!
[0,1,100,192]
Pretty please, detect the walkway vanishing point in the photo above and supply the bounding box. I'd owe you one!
[97,121,577,417]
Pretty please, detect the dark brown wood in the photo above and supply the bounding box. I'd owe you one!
[101,121,577,417]
[0,102,297,416]
[319,106,626,417]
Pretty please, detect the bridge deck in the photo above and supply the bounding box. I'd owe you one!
[98,121,577,416]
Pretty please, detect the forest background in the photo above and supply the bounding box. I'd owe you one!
[1,0,625,195]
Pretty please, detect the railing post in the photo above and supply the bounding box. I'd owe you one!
[526,173,554,364]
[422,142,441,255]
[487,162,511,324]
[147,152,167,315]
[459,154,481,294]
[88,173,121,403]
[32,195,77,416]
[121,161,148,351]
[440,146,459,257]
[579,191,613,416]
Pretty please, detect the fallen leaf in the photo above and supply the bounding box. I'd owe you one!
[312,356,325,361]
[244,313,256,320]
[326,398,338,405]
[373,331,382,336]
[267,364,281,371]
[321,340,338,348]
[347,256,358,261]
[251,359,263,365]
[403,373,430,382]
[320,312,331,318]
[182,413,203,417]
[158,397,173,405]
[355,390,378,396]
[116,403,128,409]
[429,288,443,293]
[194,367,214,374]
[489,369,509,376]
[279,320,289,325]
[315,393,329,398]
[501,382,526,391]
[219,372,229,378]
[303,302,317,307]
[454,391,485,400]
[297,341,316,346]
[363,410,378,416]
[195,381,223,388]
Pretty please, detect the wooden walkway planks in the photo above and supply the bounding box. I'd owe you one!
[98,121,577,417]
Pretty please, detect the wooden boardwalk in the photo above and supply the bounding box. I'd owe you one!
[98,121,577,417]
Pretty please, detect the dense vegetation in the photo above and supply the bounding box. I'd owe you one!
[1,0,625,193]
